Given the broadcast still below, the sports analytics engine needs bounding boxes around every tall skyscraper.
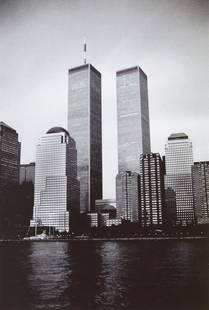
[192,161,209,224]
[116,171,140,222]
[68,64,102,213]
[165,133,194,225]
[0,121,21,191]
[139,153,165,226]
[116,66,151,173]
[116,66,150,222]
[30,127,78,232]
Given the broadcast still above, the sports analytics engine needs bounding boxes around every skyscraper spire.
[83,39,87,64]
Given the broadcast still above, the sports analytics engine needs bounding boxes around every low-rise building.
[86,213,98,227]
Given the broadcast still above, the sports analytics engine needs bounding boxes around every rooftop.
[47,127,69,136]
[116,66,147,77]
[168,133,188,140]
[68,63,101,76]
[0,121,16,131]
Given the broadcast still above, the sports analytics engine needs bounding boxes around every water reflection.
[65,242,104,309]
[0,240,208,310]
[28,242,70,309]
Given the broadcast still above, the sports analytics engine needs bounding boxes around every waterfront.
[0,240,208,310]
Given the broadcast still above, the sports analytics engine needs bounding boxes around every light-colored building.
[19,162,35,184]
[30,127,78,232]
[192,161,209,224]
[106,218,122,227]
[86,213,98,227]
[139,153,165,226]
[116,171,140,222]
[68,64,102,214]
[165,133,194,225]
[116,66,151,173]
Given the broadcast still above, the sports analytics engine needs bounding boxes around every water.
[0,240,208,310]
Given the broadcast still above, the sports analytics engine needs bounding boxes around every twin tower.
[68,64,150,215]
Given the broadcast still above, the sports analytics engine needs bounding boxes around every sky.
[0,0,208,198]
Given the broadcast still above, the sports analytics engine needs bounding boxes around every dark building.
[116,171,140,222]
[165,187,177,226]
[0,122,21,190]
[68,64,102,214]
[162,156,166,175]
[139,153,165,226]
[192,161,209,224]
[19,162,35,184]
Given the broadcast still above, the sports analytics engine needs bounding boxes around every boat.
[23,230,48,240]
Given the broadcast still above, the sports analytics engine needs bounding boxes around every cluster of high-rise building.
[0,62,208,234]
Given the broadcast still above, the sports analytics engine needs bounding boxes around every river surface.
[0,240,208,310]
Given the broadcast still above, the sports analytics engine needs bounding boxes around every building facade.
[165,187,177,226]
[95,199,117,218]
[192,161,209,224]
[0,122,21,191]
[99,213,110,227]
[68,64,102,213]
[106,218,122,227]
[139,153,165,226]
[165,133,194,225]
[116,171,140,222]
[30,127,78,232]
[86,213,98,227]
[116,66,151,173]
[19,162,35,184]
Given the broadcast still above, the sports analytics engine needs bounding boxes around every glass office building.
[192,161,209,224]
[165,133,194,224]
[116,66,151,173]
[139,153,165,226]
[30,127,78,232]
[116,171,140,222]
[68,64,102,213]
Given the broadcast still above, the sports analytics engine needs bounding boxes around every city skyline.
[0,2,208,309]
[0,0,208,199]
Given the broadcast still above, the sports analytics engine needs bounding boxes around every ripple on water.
[0,240,208,310]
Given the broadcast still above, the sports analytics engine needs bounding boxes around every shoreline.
[0,236,208,242]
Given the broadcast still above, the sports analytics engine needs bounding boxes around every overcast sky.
[0,0,208,198]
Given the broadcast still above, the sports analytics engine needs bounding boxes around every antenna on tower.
[83,39,87,64]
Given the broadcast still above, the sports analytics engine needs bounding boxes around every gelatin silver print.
[0,0,208,309]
